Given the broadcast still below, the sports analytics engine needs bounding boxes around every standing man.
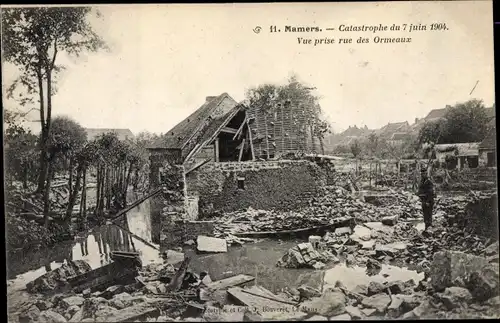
[418,167,435,231]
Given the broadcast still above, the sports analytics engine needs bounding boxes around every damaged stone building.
[147,93,336,250]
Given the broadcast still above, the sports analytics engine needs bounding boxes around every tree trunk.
[66,163,83,219]
[80,167,87,228]
[123,162,134,206]
[133,168,139,191]
[105,168,111,210]
[98,165,106,216]
[43,162,54,228]
[35,67,47,194]
[96,165,101,212]
[121,164,125,191]
[38,65,55,196]
[22,166,29,189]
[36,142,48,194]
[369,162,372,189]
[319,136,325,155]
[68,157,73,194]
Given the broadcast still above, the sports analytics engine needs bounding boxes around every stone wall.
[465,193,499,240]
[164,220,215,248]
[149,149,182,188]
[186,160,330,216]
[158,161,187,251]
[186,196,199,221]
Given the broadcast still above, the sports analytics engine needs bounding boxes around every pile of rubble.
[362,189,422,219]
[435,194,467,222]
[215,187,399,235]
[17,252,221,323]
[215,208,340,234]
[276,241,338,269]
[214,185,436,237]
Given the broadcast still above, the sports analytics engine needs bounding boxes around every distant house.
[324,125,371,150]
[424,106,495,123]
[424,107,450,122]
[387,132,412,146]
[85,128,134,141]
[435,142,480,169]
[479,127,497,167]
[376,121,411,139]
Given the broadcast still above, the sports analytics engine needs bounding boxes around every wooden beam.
[221,127,238,134]
[238,139,245,162]
[111,224,159,251]
[233,116,248,140]
[214,138,220,162]
[246,123,255,161]
[167,256,191,292]
[109,187,162,223]
[183,143,200,165]
[185,157,213,175]
[206,274,255,290]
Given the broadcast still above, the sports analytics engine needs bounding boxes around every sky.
[1,1,496,135]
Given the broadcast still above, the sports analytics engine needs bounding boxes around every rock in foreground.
[26,260,92,293]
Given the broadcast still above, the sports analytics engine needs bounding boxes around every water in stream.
[7,197,424,295]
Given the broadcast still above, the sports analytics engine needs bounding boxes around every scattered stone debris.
[13,184,500,322]
[276,242,336,269]
[26,260,92,294]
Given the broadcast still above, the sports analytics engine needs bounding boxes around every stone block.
[197,236,228,253]
[430,250,490,292]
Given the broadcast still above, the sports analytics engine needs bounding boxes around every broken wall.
[186,160,329,216]
[164,220,215,248]
[465,193,499,240]
[149,149,183,243]
[159,161,187,251]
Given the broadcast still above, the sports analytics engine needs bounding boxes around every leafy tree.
[332,144,351,155]
[46,116,87,224]
[2,7,107,195]
[442,99,489,143]
[417,120,445,146]
[365,133,380,157]
[350,139,362,159]
[350,139,363,175]
[417,99,490,146]
[128,131,160,191]
[4,109,39,188]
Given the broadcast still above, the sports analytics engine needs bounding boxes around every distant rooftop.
[85,128,134,141]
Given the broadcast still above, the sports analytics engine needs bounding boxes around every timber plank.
[68,261,138,293]
[206,274,255,290]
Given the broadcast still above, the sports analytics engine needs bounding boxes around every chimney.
[206,96,217,102]
[415,118,419,124]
